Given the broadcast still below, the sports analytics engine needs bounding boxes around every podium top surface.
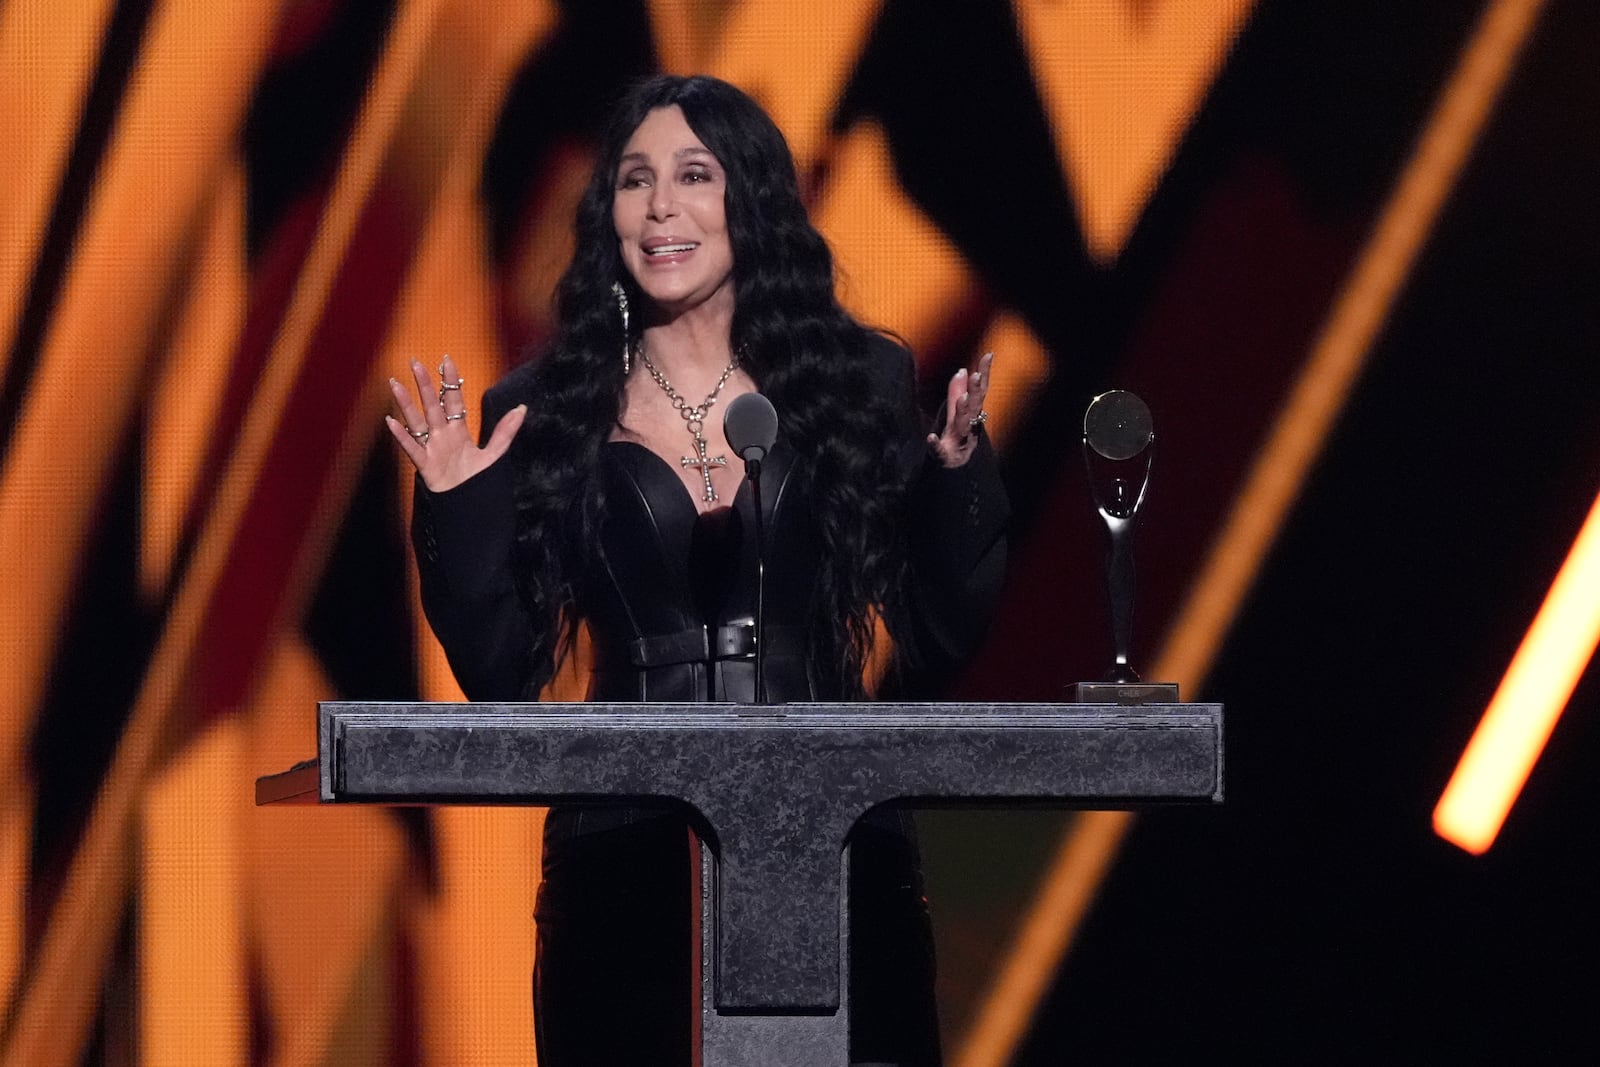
[294,700,1220,804]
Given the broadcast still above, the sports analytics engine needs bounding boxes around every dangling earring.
[612,282,631,374]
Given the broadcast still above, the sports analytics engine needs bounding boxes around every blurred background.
[2,0,1596,1063]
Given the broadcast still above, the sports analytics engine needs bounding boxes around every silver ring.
[439,378,463,391]
[408,427,430,443]
[444,412,467,422]
[968,409,988,431]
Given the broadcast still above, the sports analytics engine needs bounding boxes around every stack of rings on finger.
[438,375,465,404]
[968,409,989,431]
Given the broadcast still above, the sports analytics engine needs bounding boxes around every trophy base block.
[1072,681,1181,705]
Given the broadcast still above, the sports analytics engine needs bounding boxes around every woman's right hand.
[386,353,526,493]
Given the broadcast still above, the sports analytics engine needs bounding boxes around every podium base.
[1072,681,1181,704]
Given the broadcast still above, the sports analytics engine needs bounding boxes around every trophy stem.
[1103,509,1141,684]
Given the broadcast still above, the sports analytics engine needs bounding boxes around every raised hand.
[926,351,994,469]
[386,354,526,492]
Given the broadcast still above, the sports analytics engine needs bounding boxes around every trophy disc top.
[1084,390,1154,461]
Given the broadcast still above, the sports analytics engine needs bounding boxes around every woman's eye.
[682,167,713,184]
[619,172,650,188]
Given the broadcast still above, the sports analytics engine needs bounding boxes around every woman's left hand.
[927,351,995,469]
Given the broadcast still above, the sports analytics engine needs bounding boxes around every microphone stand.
[746,453,767,705]
[725,392,778,706]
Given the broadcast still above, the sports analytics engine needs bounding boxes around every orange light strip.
[1,0,429,1059]
[955,2,1548,1064]
[0,0,119,376]
[1012,0,1256,263]
[139,721,247,1067]
[0,783,31,1011]
[141,162,247,600]
[1434,486,1600,853]
[951,812,1132,1067]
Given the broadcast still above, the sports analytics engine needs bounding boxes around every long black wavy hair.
[507,74,913,697]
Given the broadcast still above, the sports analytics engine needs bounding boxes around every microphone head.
[724,392,778,462]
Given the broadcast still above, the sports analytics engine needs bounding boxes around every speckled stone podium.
[256,701,1223,1065]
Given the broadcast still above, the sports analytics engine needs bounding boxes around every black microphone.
[724,392,778,474]
[724,393,778,704]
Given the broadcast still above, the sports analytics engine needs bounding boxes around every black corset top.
[581,439,830,702]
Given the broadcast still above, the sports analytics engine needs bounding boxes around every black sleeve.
[409,375,538,702]
[905,431,1009,663]
[877,339,1010,668]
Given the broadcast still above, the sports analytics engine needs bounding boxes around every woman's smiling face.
[612,105,735,320]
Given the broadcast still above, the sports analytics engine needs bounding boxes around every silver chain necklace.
[636,343,741,503]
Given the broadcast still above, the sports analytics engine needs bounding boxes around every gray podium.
[256,701,1223,1065]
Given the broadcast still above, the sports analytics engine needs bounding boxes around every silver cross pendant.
[681,437,729,503]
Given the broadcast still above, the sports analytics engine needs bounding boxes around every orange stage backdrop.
[3,2,1597,1064]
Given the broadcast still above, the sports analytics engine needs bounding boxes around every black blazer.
[411,335,1008,705]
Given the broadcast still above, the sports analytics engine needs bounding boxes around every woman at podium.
[387,74,1006,1065]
